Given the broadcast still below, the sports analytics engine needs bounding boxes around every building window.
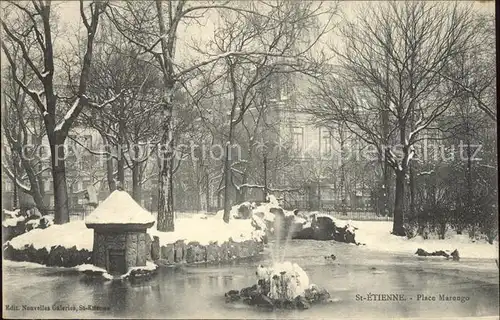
[4,182,12,192]
[292,127,304,152]
[321,128,332,156]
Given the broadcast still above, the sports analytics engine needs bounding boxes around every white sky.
[52,0,496,58]
[2,1,495,72]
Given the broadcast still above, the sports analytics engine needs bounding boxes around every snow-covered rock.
[2,216,25,228]
[3,209,22,220]
[75,264,113,280]
[7,220,93,251]
[228,261,329,310]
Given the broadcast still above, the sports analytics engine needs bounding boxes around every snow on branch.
[1,161,31,194]
[54,98,80,133]
[418,170,434,176]
[230,167,245,175]
[86,90,125,109]
[385,147,402,171]
[1,45,47,114]
[408,113,425,143]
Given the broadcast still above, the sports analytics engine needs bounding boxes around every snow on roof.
[85,190,155,225]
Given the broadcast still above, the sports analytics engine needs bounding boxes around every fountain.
[225,262,331,310]
[225,196,332,310]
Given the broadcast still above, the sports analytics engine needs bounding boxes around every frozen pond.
[3,240,499,319]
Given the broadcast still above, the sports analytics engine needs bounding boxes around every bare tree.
[2,62,49,214]
[1,1,116,224]
[307,1,483,235]
[78,20,162,203]
[203,1,337,222]
[107,0,336,229]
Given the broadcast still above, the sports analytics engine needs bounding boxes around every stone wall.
[3,235,265,268]
[153,238,265,266]
[93,231,148,270]
[3,243,92,267]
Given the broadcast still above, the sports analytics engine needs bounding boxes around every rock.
[253,211,265,219]
[450,249,460,261]
[344,229,356,244]
[145,234,152,261]
[240,284,258,298]
[27,207,42,219]
[304,285,331,303]
[316,288,331,302]
[257,279,270,296]
[47,245,64,266]
[174,240,185,262]
[295,296,311,309]
[293,227,314,239]
[236,203,253,219]
[185,242,205,263]
[155,259,169,267]
[251,293,274,308]
[39,216,52,229]
[206,243,220,263]
[129,267,156,281]
[225,289,241,303]
[220,241,232,261]
[312,216,335,240]
[160,244,175,264]
[415,248,450,258]
[269,207,284,216]
[151,236,160,260]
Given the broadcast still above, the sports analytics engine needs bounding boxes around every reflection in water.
[3,240,499,319]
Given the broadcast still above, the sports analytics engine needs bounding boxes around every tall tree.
[2,62,49,214]
[1,0,114,224]
[307,1,482,235]
[107,0,336,230]
[206,1,337,222]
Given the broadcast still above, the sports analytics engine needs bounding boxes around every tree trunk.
[132,163,142,204]
[194,160,202,211]
[263,155,268,202]
[409,165,416,218]
[157,87,175,232]
[205,170,210,211]
[392,169,406,236]
[382,159,391,216]
[465,138,473,227]
[51,143,70,224]
[105,144,117,192]
[31,185,48,216]
[223,124,234,223]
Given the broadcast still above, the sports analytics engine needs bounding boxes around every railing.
[282,199,393,221]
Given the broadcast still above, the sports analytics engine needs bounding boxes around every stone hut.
[85,190,155,275]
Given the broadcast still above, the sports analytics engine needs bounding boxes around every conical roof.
[85,190,155,226]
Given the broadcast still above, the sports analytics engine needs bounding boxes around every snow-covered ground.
[5,192,497,262]
[148,215,265,246]
[8,220,94,251]
[352,220,499,260]
[7,214,265,252]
